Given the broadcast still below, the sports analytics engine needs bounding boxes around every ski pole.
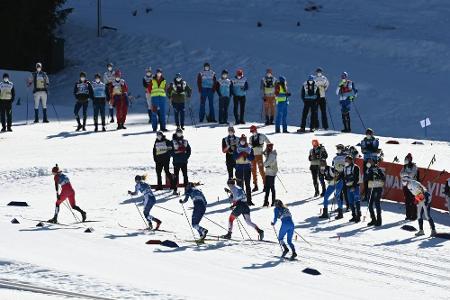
[382,156,400,198]
[239,216,253,242]
[420,154,437,182]
[134,199,149,228]
[26,93,29,125]
[235,217,246,240]
[363,187,374,222]
[294,230,312,247]
[326,101,335,130]
[352,101,366,130]
[51,102,61,123]
[154,204,183,215]
[180,202,199,245]
[203,215,228,231]
[272,224,284,252]
[276,174,288,193]
[63,200,81,223]
[329,186,337,222]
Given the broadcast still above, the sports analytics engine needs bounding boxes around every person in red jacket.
[109,70,129,130]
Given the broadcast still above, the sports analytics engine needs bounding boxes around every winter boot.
[290,251,297,261]
[200,229,208,240]
[252,185,258,192]
[367,218,376,226]
[319,207,329,219]
[147,109,152,123]
[335,208,343,220]
[7,127,12,132]
[354,202,361,223]
[263,201,269,207]
[257,228,264,241]
[82,117,87,131]
[297,127,306,133]
[430,229,437,237]
[247,200,255,206]
[0,127,5,132]
[43,109,49,123]
[221,231,232,239]
[75,117,82,131]
[375,212,382,227]
[281,244,289,257]
[47,216,57,223]
[415,230,425,237]
[349,205,357,222]
[109,108,115,123]
[153,218,162,230]
[34,109,39,123]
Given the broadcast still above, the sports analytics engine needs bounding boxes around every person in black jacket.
[73,72,93,131]
[343,155,361,222]
[153,131,173,190]
[143,67,153,123]
[366,158,385,226]
[308,139,328,196]
[221,126,239,179]
[0,73,15,132]
[171,128,191,194]
[298,75,320,133]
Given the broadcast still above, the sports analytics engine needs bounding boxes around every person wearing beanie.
[400,153,420,220]
[222,126,239,179]
[260,68,277,125]
[0,73,15,132]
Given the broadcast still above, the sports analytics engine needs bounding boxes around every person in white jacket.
[263,143,278,207]
[314,68,329,130]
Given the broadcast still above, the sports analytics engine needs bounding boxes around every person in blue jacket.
[233,134,255,205]
[360,128,380,201]
[128,175,162,230]
[215,69,233,124]
[197,62,217,122]
[231,69,249,125]
[171,128,191,195]
[91,73,108,132]
[271,200,297,260]
[180,183,208,240]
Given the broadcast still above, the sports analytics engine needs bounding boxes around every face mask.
[176,132,182,138]
[251,132,257,136]
[320,166,325,171]
[108,67,113,72]
[237,75,242,79]
[204,67,210,71]
[95,78,100,83]
[404,159,409,164]
[316,72,322,76]
[402,180,408,187]
[3,78,8,82]
[240,141,245,146]
[80,77,86,82]
[175,77,182,82]
[266,73,272,77]
[366,162,372,168]
[228,132,234,136]
[344,162,350,167]
[366,134,371,139]
[115,77,120,81]
[157,135,162,141]
[308,80,314,84]
[156,72,162,77]
[146,72,151,77]
[37,68,42,72]
[222,74,228,79]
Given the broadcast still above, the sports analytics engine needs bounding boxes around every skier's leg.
[233,97,239,124]
[300,102,308,129]
[257,155,266,186]
[243,214,259,231]
[155,162,163,187]
[286,225,295,251]
[199,90,206,122]
[181,163,188,186]
[240,96,246,123]
[208,89,215,121]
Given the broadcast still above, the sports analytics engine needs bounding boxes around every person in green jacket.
[167,73,192,130]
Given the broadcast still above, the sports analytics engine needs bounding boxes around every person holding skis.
[366,158,385,226]
[222,126,239,180]
[343,155,361,222]
[128,175,161,230]
[73,72,93,131]
[298,75,320,133]
[148,68,168,132]
[222,179,264,240]
[48,165,86,224]
[249,125,271,192]
[197,62,217,122]
[103,63,115,123]
[319,159,343,219]
[336,72,357,133]
[400,153,420,220]
[401,176,436,237]
[272,200,297,260]
[27,62,50,123]
[261,69,277,125]
[167,73,192,130]
[91,73,108,132]
[314,67,329,130]
[143,67,153,123]
[309,139,328,197]
[234,134,255,205]
[109,70,129,130]
[153,131,173,190]
[274,76,290,133]
[180,183,208,240]
[231,69,249,125]
[360,128,380,201]
[331,144,347,219]
[0,73,15,132]
[215,69,232,124]
[263,143,278,207]
[171,128,191,195]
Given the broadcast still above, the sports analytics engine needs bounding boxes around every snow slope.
[1,117,449,299]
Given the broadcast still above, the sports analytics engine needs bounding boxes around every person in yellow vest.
[274,76,291,133]
[147,68,168,132]
[0,73,15,132]
[260,69,277,125]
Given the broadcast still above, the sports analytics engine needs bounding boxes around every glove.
[127,190,132,195]
[286,92,292,97]
[270,222,275,226]
[224,187,231,193]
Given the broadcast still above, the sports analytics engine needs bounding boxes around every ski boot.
[430,229,437,237]
[47,216,57,224]
[335,208,343,220]
[281,244,289,258]
[147,220,153,230]
[200,229,208,240]
[81,211,87,222]
[290,251,297,261]
[415,230,425,237]
[43,109,49,123]
[262,201,269,207]
[154,218,162,230]
[247,200,255,206]
[367,218,376,226]
[319,208,328,219]
[257,228,264,241]
[252,185,258,192]
[221,231,232,239]
[34,109,39,123]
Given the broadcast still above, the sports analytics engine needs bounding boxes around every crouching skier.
[179,183,208,241]
[272,200,297,260]
[221,179,264,240]
[48,165,86,223]
[128,175,162,230]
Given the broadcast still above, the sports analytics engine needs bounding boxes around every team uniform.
[233,137,255,205]
[319,164,343,219]
[171,130,191,193]
[400,153,420,220]
[215,73,232,124]
[331,149,347,219]
[366,163,385,226]
[263,148,278,207]
[222,129,239,179]
[153,133,173,190]
[29,68,50,123]
[0,77,15,132]
[249,130,270,191]
[109,74,129,129]
[360,130,380,201]
[103,68,115,122]
[308,142,328,196]
[129,179,161,229]
[148,75,168,132]
[143,71,153,122]
[91,78,108,131]
[167,77,192,130]
[180,185,208,239]
[272,204,297,259]
[274,78,290,133]
[314,71,329,130]
[343,160,361,222]
[197,65,217,122]
[261,71,277,125]
[336,74,358,132]
[231,73,248,125]
[73,78,93,131]
[299,78,320,132]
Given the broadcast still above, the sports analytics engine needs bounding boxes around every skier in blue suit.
[180,183,208,240]
[271,200,297,260]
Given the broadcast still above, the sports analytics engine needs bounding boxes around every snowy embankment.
[1,117,449,299]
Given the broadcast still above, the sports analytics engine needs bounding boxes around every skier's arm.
[243,81,249,91]
[11,86,15,102]
[353,167,360,187]
[301,87,305,100]
[222,138,229,153]
[197,73,202,92]
[186,142,191,159]
[271,208,279,225]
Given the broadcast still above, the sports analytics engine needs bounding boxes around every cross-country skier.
[343,155,361,222]
[153,131,173,190]
[274,76,290,133]
[249,125,271,192]
[400,153,419,220]
[143,67,153,123]
[402,176,436,237]
[263,143,277,207]
[180,183,208,240]
[234,134,255,205]
[271,200,297,260]
[336,72,357,133]
[171,128,191,194]
[167,73,192,130]
[366,158,385,226]
[103,63,115,123]
[197,62,217,122]
[261,69,277,125]
[314,67,329,130]
[215,69,232,124]
[319,159,343,219]
[231,69,249,125]
[148,68,168,132]
[309,139,328,197]
[27,62,49,123]
[222,179,264,240]
[109,70,129,130]
[91,73,108,132]
[73,72,93,131]
[128,175,162,230]
[331,144,347,219]
[0,73,15,132]
[48,165,86,223]
[298,75,320,133]
[222,126,239,180]
[360,128,380,201]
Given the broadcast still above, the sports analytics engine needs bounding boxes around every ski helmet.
[236,69,244,77]
[308,74,315,81]
[278,76,286,83]
[249,125,257,133]
[51,164,59,174]
[341,72,348,79]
